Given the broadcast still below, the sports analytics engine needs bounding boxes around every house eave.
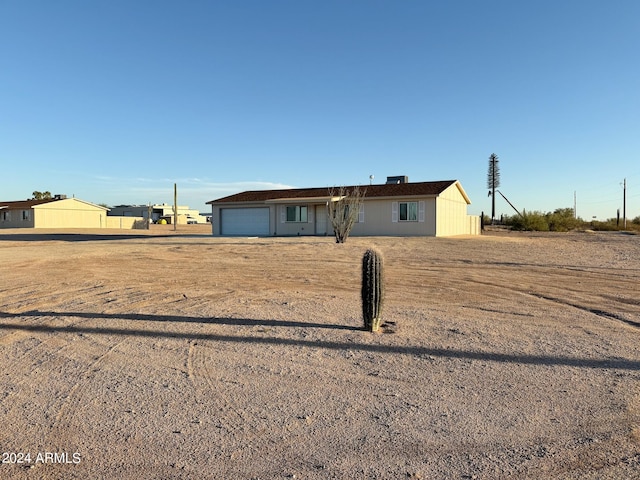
[452,181,472,204]
[264,196,344,204]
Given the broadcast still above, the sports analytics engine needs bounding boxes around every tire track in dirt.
[187,341,240,391]
[184,336,375,467]
[0,284,112,314]
[459,270,640,328]
[0,312,128,455]
[0,283,114,347]
[0,328,32,347]
[187,341,245,428]
[96,286,197,313]
[96,286,155,309]
[0,318,72,426]
[0,312,88,353]
[48,339,128,448]
[528,292,640,328]
[187,339,283,463]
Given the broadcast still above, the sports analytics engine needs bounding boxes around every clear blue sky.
[2,0,639,219]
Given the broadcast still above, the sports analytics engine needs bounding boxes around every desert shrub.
[590,219,623,231]
[504,207,583,232]
[504,207,640,232]
[133,219,147,229]
[505,210,549,231]
[546,208,581,232]
[589,219,640,232]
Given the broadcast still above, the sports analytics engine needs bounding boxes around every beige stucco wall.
[273,197,439,237]
[275,204,315,236]
[210,205,221,234]
[468,215,481,235]
[350,198,436,236]
[105,216,146,229]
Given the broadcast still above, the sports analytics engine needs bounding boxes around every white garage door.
[221,208,270,236]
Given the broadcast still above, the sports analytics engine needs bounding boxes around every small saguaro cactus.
[361,248,384,332]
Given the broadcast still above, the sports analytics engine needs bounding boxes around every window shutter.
[391,202,398,223]
[308,206,314,224]
[280,206,286,223]
[418,201,425,222]
[358,204,365,223]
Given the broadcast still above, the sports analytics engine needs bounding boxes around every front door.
[315,204,328,235]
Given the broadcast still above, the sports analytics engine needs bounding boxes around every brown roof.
[0,199,59,209]
[208,180,465,204]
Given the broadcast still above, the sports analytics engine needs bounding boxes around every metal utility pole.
[174,183,178,232]
[623,178,627,229]
[574,191,577,219]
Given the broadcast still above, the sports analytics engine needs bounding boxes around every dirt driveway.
[0,229,638,479]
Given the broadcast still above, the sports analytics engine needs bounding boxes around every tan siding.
[33,199,107,228]
[435,184,480,236]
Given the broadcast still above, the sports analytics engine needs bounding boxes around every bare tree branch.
[327,186,366,243]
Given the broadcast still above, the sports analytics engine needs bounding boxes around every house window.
[399,202,418,221]
[22,210,30,221]
[333,205,351,221]
[286,205,307,222]
[1,211,9,222]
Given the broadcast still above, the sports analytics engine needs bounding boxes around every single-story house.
[206,178,480,237]
[0,196,141,229]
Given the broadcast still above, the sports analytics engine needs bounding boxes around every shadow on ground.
[1,310,639,371]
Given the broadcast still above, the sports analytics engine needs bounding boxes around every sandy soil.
[0,227,639,479]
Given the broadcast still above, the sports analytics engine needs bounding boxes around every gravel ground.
[0,228,638,479]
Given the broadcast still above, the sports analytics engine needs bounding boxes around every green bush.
[546,208,581,232]
[589,220,615,231]
[579,217,638,232]
[503,207,640,232]
[504,207,581,232]
[505,210,549,231]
